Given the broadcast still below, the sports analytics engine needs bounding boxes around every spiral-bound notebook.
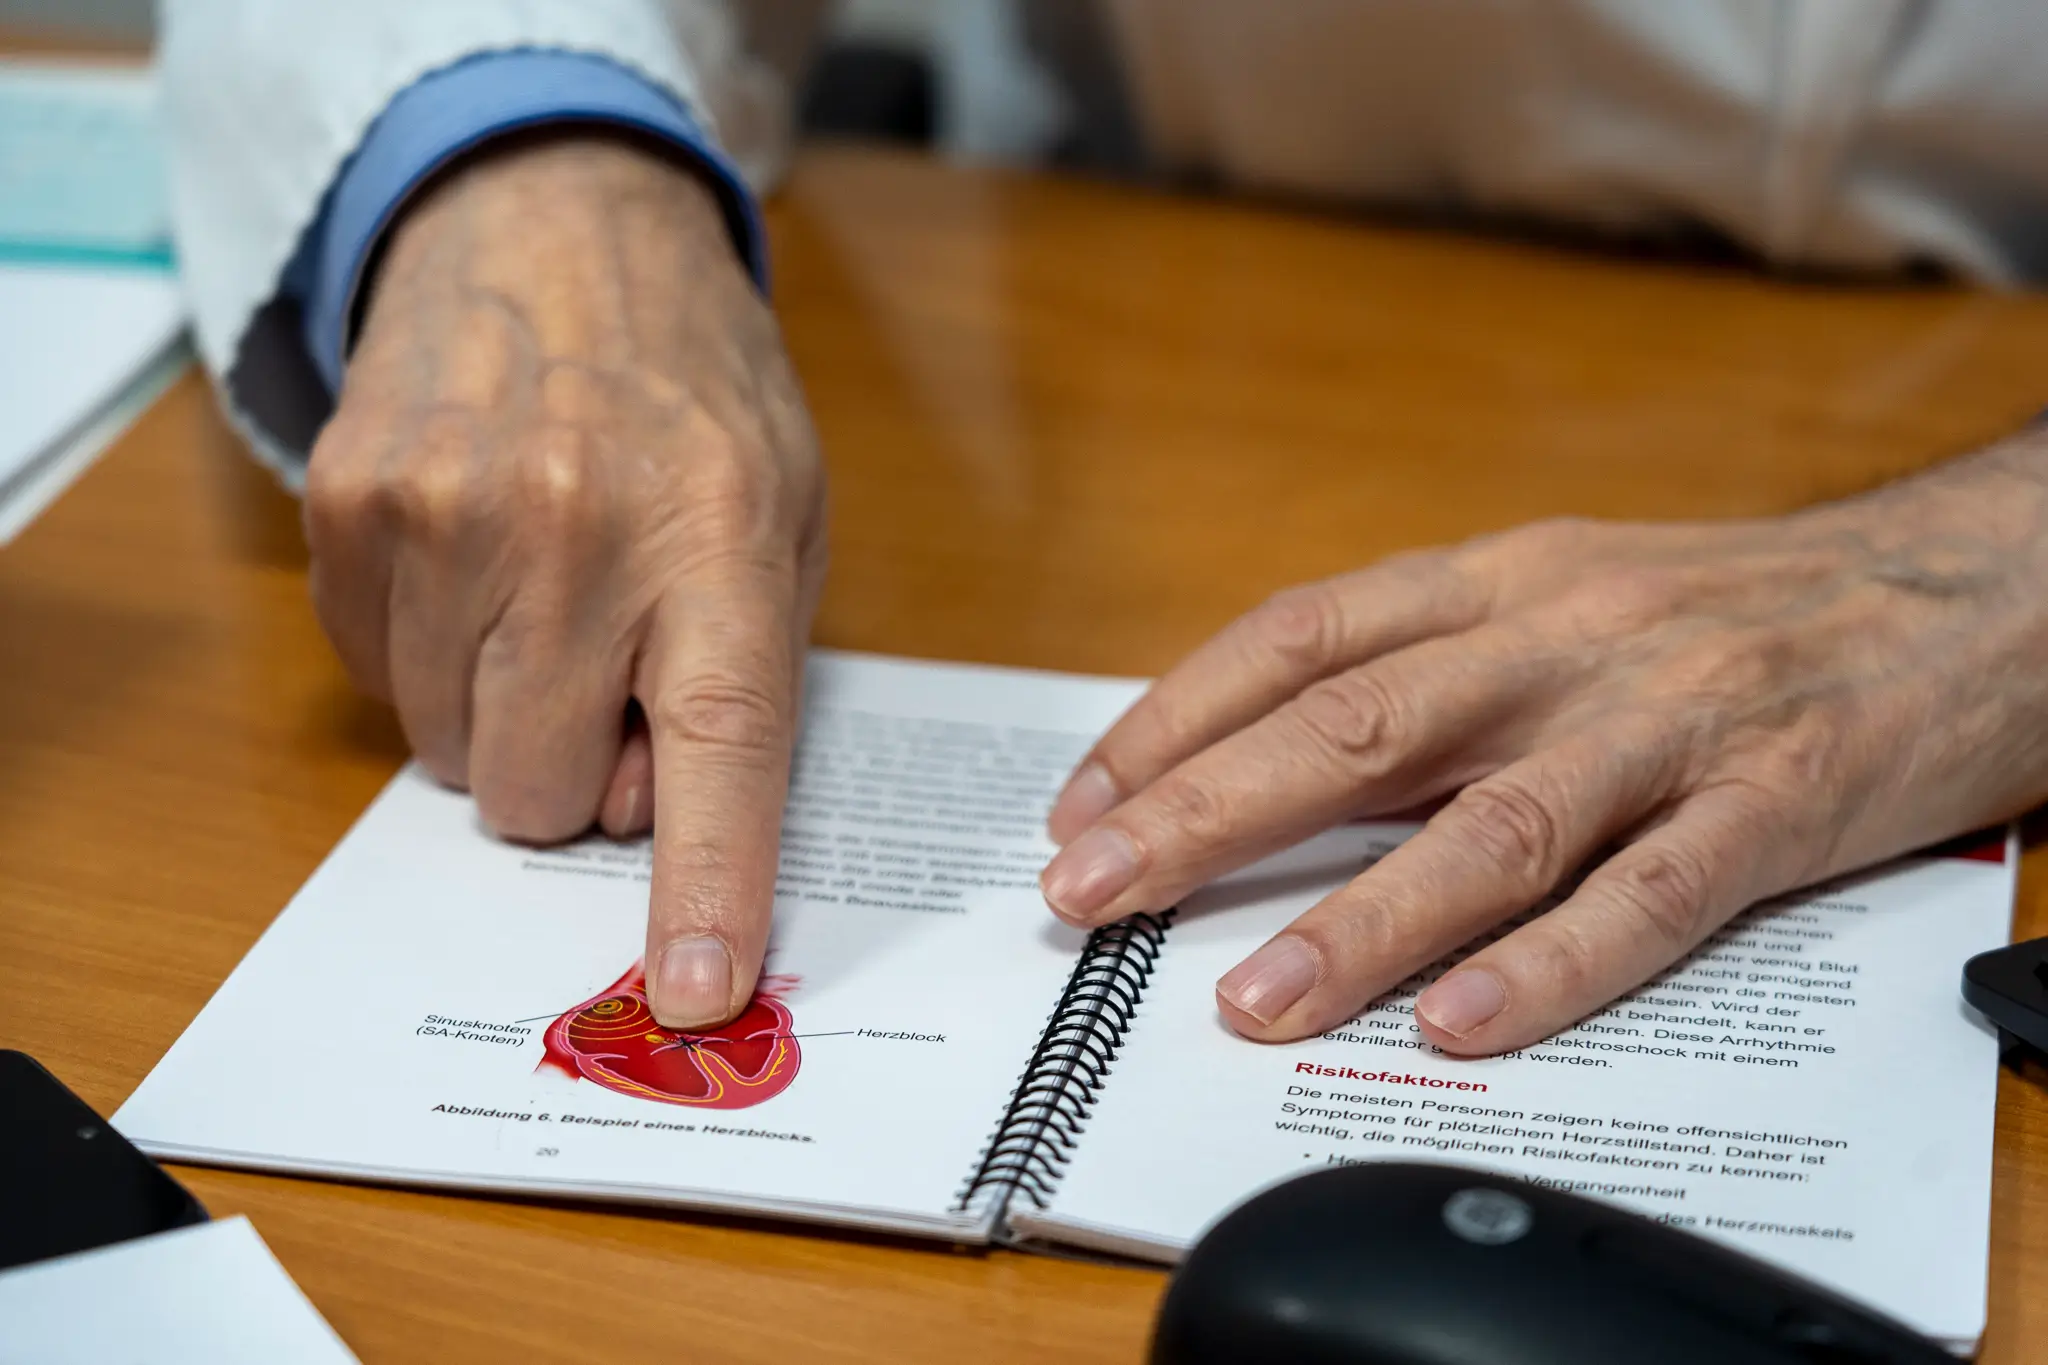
[114,652,2012,1347]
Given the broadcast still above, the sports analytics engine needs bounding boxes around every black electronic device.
[0,1049,207,1271]
[1962,937,2048,1057]
[1149,1162,1951,1365]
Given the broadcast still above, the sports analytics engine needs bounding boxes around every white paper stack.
[0,59,188,543]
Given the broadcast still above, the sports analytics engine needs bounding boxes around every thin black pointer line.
[665,1030,865,1047]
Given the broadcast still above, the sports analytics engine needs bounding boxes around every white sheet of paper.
[0,1218,358,1365]
[1014,823,2014,1349]
[0,265,186,535]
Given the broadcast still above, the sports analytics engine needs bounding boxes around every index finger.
[639,555,802,1029]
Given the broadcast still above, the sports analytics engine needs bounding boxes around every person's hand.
[1039,440,2048,1054]
[304,134,825,1030]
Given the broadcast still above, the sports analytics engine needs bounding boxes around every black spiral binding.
[953,909,1176,1225]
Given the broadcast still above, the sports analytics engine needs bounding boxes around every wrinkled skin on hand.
[304,134,825,1031]
[1041,438,2048,1055]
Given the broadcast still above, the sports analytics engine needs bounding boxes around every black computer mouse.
[1149,1162,1952,1365]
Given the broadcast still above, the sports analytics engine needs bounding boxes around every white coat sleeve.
[156,0,784,484]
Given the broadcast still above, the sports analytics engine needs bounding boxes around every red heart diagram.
[538,964,800,1110]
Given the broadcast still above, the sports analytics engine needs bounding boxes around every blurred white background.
[0,0,1066,162]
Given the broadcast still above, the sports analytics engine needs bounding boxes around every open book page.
[115,651,1142,1239]
[1014,823,2013,1346]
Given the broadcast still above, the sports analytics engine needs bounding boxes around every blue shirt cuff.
[294,49,768,394]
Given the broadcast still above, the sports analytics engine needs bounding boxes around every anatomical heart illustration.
[539,963,801,1110]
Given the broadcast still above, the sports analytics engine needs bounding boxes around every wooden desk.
[6,145,2048,1362]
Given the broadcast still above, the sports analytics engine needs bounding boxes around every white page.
[116,652,1144,1238]
[0,265,185,508]
[1017,823,2013,1346]
[0,1217,358,1365]
[0,62,185,538]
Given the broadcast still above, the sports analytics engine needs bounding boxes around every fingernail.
[1048,764,1119,843]
[1217,935,1319,1025]
[1417,970,1508,1038]
[1040,827,1140,923]
[603,780,645,837]
[653,937,733,1028]
[618,781,643,833]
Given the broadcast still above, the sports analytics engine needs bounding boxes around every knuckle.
[304,451,368,516]
[1083,726,1168,801]
[1757,715,1842,793]
[1655,642,1772,705]
[653,836,751,890]
[678,432,780,539]
[1242,583,1346,671]
[1459,516,1601,600]
[304,439,381,541]
[1562,567,1684,636]
[512,425,611,539]
[1448,777,1563,888]
[1139,770,1234,849]
[390,423,482,540]
[1610,841,1717,950]
[650,675,789,758]
[1706,714,1845,828]
[1710,736,1842,885]
[1292,897,1396,982]
[1520,917,1607,1003]
[1288,670,1410,773]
